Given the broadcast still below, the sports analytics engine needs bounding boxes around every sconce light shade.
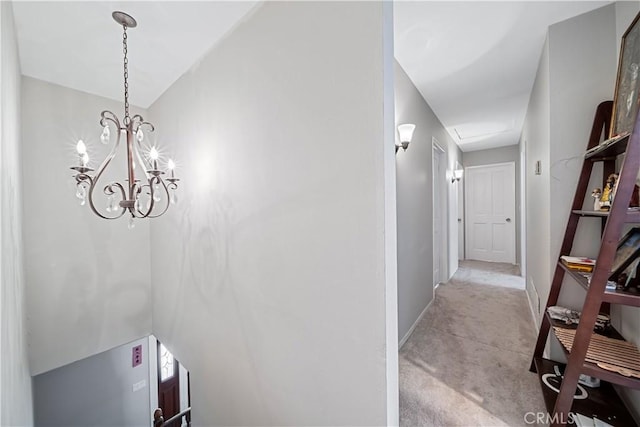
[452,168,464,183]
[396,123,416,152]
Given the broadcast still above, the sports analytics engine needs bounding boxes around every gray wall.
[462,145,519,167]
[148,2,396,425]
[0,2,33,424]
[462,145,521,266]
[395,61,463,343]
[21,77,152,376]
[33,337,151,427]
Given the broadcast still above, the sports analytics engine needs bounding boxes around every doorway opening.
[432,139,447,288]
[151,337,191,427]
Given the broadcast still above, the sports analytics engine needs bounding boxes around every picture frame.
[611,11,640,138]
[611,227,640,279]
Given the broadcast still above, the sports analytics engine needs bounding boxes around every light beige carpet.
[399,261,546,426]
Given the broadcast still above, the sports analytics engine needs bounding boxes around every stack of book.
[560,255,596,272]
[584,132,630,157]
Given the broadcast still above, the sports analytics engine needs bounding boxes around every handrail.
[153,407,191,427]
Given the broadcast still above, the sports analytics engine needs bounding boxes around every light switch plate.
[132,379,146,392]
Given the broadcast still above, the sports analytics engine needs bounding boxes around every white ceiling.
[12,1,259,108]
[394,1,611,152]
[12,1,611,152]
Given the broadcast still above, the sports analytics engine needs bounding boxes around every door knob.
[506,218,512,222]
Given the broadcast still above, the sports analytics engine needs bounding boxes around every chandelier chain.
[122,24,130,124]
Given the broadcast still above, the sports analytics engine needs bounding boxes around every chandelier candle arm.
[68,11,179,223]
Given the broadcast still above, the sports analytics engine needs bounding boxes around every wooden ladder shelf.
[530,100,640,427]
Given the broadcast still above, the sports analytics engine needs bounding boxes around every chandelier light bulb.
[149,146,159,160]
[76,140,87,155]
[167,158,176,180]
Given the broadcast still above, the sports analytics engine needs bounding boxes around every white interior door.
[433,142,446,285]
[465,162,516,264]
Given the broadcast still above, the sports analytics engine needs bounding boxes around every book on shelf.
[584,132,630,157]
[560,255,595,272]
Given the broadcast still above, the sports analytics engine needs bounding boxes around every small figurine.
[600,173,619,211]
[592,188,602,210]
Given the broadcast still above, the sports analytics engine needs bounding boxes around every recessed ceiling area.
[12,1,259,108]
[394,1,611,152]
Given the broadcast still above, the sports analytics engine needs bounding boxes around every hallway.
[399,261,545,426]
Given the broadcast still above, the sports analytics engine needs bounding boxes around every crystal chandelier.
[70,11,178,229]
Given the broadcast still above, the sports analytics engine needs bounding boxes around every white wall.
[522,4,617,323]
[462,145,522,266]
[33,337,151,426]
[0,2,34,424]
[148,2,395,425]
[395,61,462,343]
[21,77,152,376]
[523,2,640,418]
[522,35,551,322]
[549,4,617,312]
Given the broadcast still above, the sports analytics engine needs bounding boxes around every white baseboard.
[524,282,540,332]
[399,298,433,349]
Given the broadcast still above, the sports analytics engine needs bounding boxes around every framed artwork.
[611,227,640,279]
[611,11,640,138]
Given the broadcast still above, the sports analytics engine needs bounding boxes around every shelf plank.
[533,357,636,426]
[546,317,640,390]
[585,134,630,161]
[572,210,610,217]
[544,312,624,340]
[558,261,640,307]
[572,209,640,222]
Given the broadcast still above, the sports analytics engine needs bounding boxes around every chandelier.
[70,11,178,229]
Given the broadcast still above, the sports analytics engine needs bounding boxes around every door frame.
[157,341,180,421]
[432,139,447,287]
[464,161,516,264]
[457,160,465,260]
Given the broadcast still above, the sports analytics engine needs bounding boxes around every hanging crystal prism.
[153,184,161,202]
[100,125,110,144]
[76,185,86,206]
[106,194,118,212]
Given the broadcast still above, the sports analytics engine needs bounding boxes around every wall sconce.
[451,168,464,183]
[396,124,416,153]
